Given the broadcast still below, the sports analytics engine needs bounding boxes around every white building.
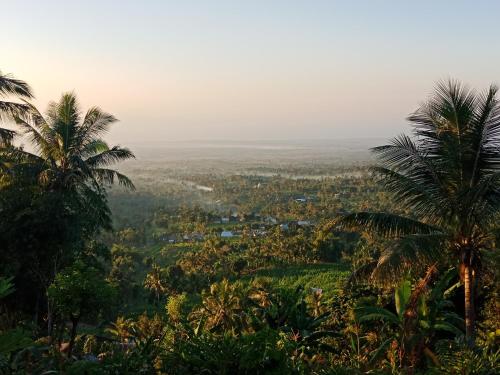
[221,230,234,238]
[265,216,277,224]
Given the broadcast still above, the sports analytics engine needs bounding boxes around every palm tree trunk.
[34,292,40,326]
[47,291,54,340]
[67,315,79,358]
[463,263,475,346]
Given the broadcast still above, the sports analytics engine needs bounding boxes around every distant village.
[158,196,320,243]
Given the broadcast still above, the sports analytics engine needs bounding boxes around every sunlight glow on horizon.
[3,1,500,143]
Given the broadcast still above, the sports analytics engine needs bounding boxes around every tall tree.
[0,92,135,331]
[336,80,500,346]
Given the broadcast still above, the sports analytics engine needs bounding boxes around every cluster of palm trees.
[0,70,134,192]
[2,69,498,350]
[0,70,135,252]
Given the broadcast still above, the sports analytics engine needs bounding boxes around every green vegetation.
[336,81,500,346]
[0,72,498,373]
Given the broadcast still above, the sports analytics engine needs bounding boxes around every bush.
[162,330,295,374]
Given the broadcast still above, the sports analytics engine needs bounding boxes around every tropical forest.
[5,4,500,375]
[0,68,498,375]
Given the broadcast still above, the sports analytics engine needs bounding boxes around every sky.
[2,0,500,144]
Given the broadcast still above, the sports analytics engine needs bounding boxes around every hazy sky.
[3,1,500,143]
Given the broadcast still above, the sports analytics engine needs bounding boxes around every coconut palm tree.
[335,80,500,346]
[1,92,134,339]
[9,92,134,192]
[144,264,166,304]
[191,279,247,334]
[0,70,33,145]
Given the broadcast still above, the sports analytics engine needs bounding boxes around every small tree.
[355,268,463,369]
[48,261,115,357]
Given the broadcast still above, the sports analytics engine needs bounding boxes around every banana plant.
[355,268,463,369]
[249,285,339,354]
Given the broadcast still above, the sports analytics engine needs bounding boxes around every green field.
[241,263,350,299]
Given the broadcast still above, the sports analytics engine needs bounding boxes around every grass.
[241,263,351,300]
[140,242,200,265]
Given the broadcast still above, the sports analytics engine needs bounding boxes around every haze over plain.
[3,1,499,144]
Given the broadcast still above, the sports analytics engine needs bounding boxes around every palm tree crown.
[336,80,500,344]
[12,92,135,191]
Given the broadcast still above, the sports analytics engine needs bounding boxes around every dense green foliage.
[336,80,500,347]
[0,72,498,374]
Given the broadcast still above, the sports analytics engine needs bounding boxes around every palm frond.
[354,306,400,325]
[0,101,30,120]
[371,234,447,284]
[368,338,393,365]
[334,212,439,238]
[429,268,457,302]
[76,183,112,230]
[0,127,16,145]
[2,147,45,165]
[433,79,477,137]
[77,107,117,149]
[92,168,135,190]
[433,321,463,336]
[468,85,500,184]
[372,134,441,185]
[0,71,33,99]
[461,172,500,225]
[0,145,45,180]
[408,80,478,189]
[372,166,449,225]
[50,93,81,154]
[14,115,52,157]
[85,146,135,168]
[347,260,379,285]
[80,139,109,157]
[47,92,80,126]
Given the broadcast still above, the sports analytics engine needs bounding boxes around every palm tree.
[1,92,134,339]
[0,70,33,145]
[335,80,500,346]
[9,92,134,192]
[144,264,166,304]
[191,279,247,334]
